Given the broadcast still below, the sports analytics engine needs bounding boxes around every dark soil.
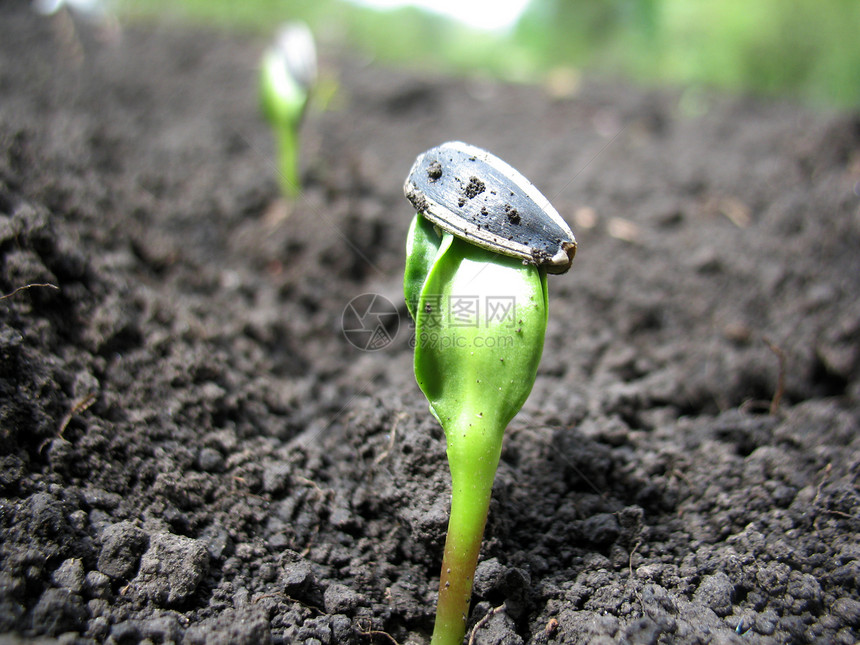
[2,3,859,644]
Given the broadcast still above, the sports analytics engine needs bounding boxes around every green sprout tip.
[259,22,317,200]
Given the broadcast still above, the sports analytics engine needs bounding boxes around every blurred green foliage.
[116,0,860,108]
[113,0,524,76]
[514,0,860,107]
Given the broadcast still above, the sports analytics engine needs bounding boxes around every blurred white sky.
[346,0,530,32]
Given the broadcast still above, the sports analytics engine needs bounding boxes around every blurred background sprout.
[259,21,317,200]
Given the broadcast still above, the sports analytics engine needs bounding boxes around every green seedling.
[403,142,575,645]
[259,22,317,200]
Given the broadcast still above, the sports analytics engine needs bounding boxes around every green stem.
[431,409,504,645]
[276,124,300,199]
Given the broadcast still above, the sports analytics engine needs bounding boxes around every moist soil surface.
[2,4,859,644]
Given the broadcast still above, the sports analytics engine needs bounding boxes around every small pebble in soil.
[31,588,87,637]
[51,558,85,594]
[323,582,365,615]
[97,521,149,580]
[694,572,735,617]
[133,532,210,607]
[197,447,225,472]
[84,570,111,599]
[831,597,860,628]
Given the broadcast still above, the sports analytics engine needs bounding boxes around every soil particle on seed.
[404,182,429,214]
[463,175,486,199]
[427,159,443,181]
